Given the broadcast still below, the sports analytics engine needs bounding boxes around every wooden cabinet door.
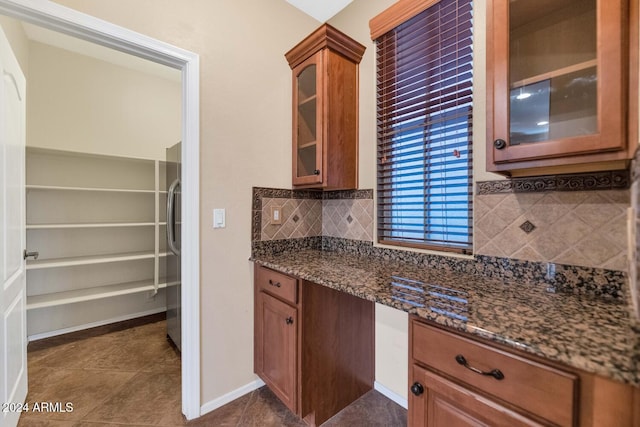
[256,291,297,413]
[409,365,542,427]
[487,0,629,173]
[292,51,324,187]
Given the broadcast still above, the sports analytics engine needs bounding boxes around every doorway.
[0,0,201,420]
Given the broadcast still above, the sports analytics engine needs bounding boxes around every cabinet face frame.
[292,51,324,187]
[486,0,629,173]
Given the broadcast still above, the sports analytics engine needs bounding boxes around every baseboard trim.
[27,307,167,341]
[200,378,266,417]
[374,381,408,409]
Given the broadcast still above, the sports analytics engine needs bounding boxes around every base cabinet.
[255,291,297,412]
[254,264,374,426]
[409,315,640,427]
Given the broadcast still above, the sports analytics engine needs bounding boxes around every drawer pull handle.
[455,354,505,380]
[268,279,281,288]
[285,317,294,325]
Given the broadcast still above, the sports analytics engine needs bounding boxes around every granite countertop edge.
[251,250,640,388]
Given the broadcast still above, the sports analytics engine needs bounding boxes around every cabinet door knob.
[285,317,294,325]
[313,169,320,175]
[455,354,505,380]
[493,139,507,150]
[268,279,281,288]
[410,382,424,396]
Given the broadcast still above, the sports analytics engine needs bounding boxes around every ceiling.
[286,0,353,22]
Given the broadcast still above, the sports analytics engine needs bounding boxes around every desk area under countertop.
[251,247,640,387]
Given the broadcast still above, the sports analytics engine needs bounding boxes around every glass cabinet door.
[293,52,323,184]
[490,0,625,166]
[509,0,596,145]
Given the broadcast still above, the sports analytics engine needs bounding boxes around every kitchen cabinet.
[254,264,373,426]
[254,266,298,411]
[409,317,577,426]
[285,24,365,190]
[25,147,167,338]
[409,316,640,427]
[486,0,637,176]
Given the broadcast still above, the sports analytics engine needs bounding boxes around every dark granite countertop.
[252,249,640,387]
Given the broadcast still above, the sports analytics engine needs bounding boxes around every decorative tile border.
[477,170,630,195]
[322,189,373,199]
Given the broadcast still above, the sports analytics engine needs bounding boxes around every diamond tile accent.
[346,215,353,224]
[292,214,299,223]
[519,221,536,234]
[476,189,630,272]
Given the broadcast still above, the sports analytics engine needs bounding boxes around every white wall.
[26,41,181,160]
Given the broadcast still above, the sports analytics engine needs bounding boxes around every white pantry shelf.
[27,280,168,310]
[26,251,157,270]
[27,222,156,230]
[25,147,169,337]
[26,184,155,194]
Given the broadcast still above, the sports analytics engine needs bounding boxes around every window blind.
[375,0,473,254]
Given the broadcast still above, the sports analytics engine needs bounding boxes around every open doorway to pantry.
[0,0,200,421]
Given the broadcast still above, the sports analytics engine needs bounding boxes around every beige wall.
[50,0,320,406]
[0,15,29,77]
[27,41,180,159]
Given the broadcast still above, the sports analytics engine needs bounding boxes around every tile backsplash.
[475,190,629,271]
[252,187,373,243]
[251,185,630,301]
[322,198,373,241]
[253,168,633,275]
[260,197,322,240]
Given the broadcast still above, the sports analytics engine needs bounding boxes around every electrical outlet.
[271,206,282,225]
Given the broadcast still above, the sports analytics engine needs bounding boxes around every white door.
[0,25,27,427]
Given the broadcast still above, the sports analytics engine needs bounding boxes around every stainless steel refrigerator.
[166,142,181,351]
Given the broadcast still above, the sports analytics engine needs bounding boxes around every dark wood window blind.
[374,0,473,254]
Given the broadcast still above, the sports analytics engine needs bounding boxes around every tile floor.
[18,314,407,426]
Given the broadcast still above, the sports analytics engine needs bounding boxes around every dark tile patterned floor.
[18,314,407,426]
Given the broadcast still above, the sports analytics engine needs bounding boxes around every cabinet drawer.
[411,320,578,427]
[256,265,297,305]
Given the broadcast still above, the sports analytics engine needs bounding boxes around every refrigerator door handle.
[167,177,181,256]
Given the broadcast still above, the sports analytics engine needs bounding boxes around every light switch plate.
[271,206,282,225]
[213,208,225,229]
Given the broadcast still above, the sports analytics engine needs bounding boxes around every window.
[371,0,474,254]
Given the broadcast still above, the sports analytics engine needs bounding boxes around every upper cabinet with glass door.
[487,0,637,176]
[286,24,365,189]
